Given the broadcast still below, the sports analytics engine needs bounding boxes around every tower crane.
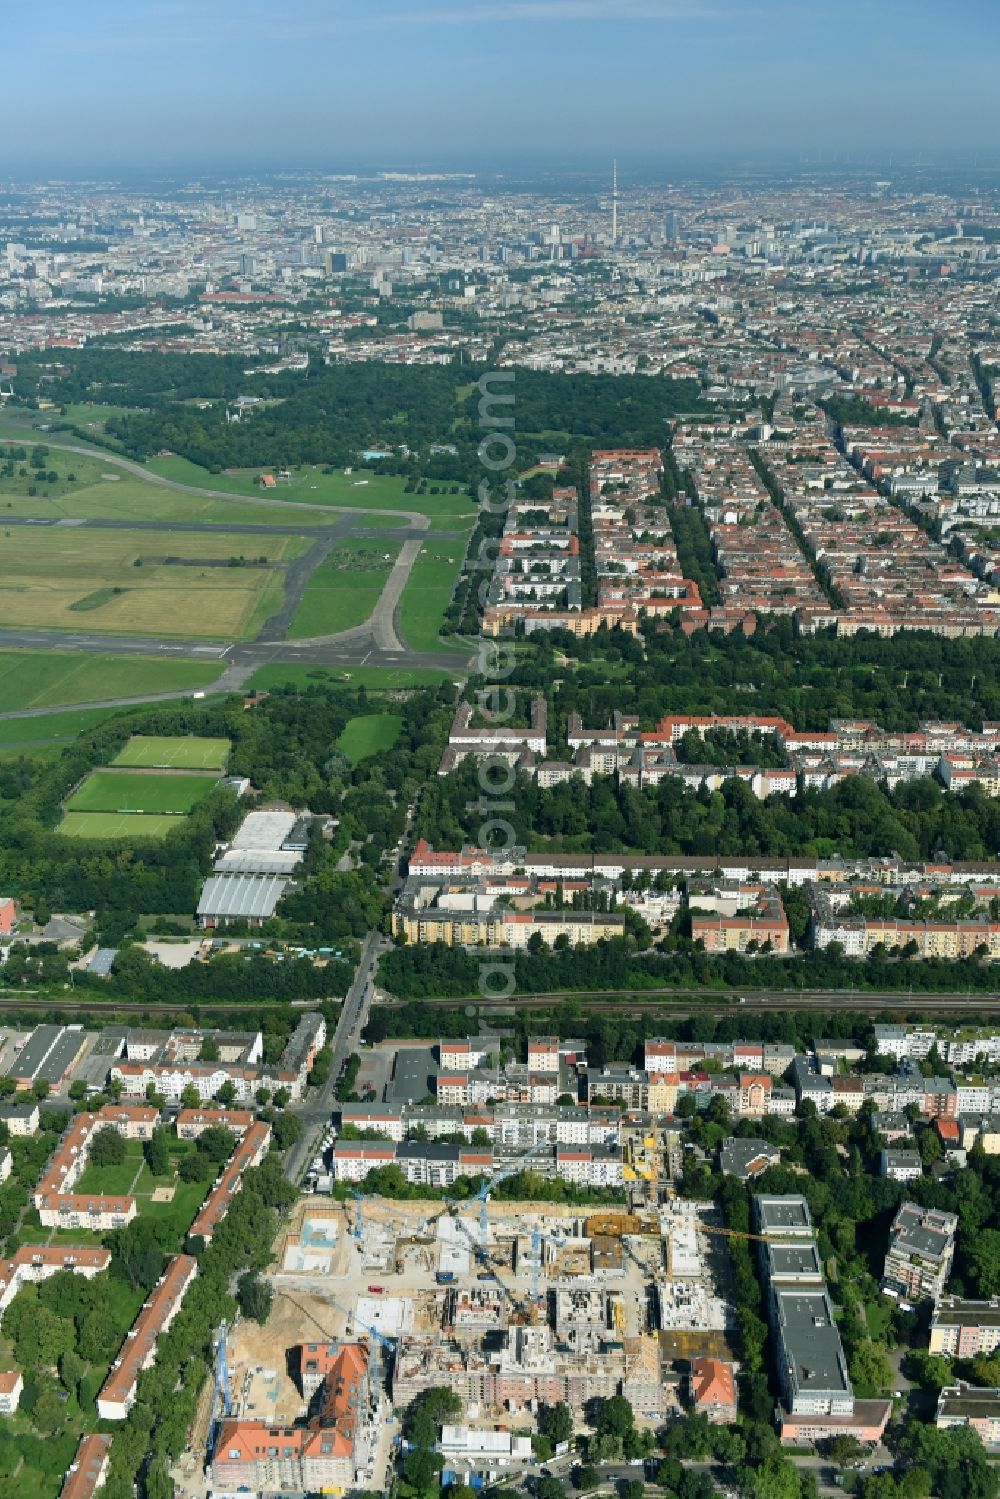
[529,1222,566,1305]
[348,1187,365,1245]
[470,1139,550,1263]
[207,1320,233,1461]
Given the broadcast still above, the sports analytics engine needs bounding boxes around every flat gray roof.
[37,1031,86,1084]
[775,1288,852,1396]
[755,1195,813,1235]
[387,1046,437,1105]
[934,1300,1000,1331]
[7,1024,61,1080]
[768,1242,824,1280]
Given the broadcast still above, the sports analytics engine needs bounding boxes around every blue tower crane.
[471,1139,550,1263]
[207,1320,233,1459]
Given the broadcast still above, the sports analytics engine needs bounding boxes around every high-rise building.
[665,210,680,243]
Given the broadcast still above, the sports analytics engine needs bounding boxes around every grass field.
[0,447,353,526]
[75,1154,141,1197]
[112,734,231,769]
[66,769,219,815]
[397,537,469,652]
[244,663,462,693]
[0,650,222,711]
[288,538,401,638]
[146,457,475,518]
[0,705,128,742]
[58,811,181,839]
[337,713,404,764]
[0,527,303,638]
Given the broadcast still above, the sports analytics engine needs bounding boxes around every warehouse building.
[197,872,291,928]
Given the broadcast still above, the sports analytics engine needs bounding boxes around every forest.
[12,350,706,480]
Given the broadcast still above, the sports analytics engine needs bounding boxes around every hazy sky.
[4,0,999,175]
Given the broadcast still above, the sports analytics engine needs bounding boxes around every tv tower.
[611,158,618,246]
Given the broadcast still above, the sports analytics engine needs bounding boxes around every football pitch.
[65,769,219,815]
[112,735,231,770]
[58,811,181,839]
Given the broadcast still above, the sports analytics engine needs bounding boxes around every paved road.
[283,930,387,1184]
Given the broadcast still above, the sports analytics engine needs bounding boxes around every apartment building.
[97,1255,198,1420]
[60,1434,112,1499]
[882,1203,958,1303]
[0,1371,21,1415]
[754,1194,891,1442]
[33,1104,157,1231]
[0,1245,110,1316]
[188,1120,272,1243]
[936,1384,1000,1449]
[691,886,790,954]
[930,1299,1000,1359]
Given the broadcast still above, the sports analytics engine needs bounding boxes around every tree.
[68,1080,88,1101]
[403,1386,463,1448]
[59,1349,86,1396]
[199,1037,220,1062]
[144,1456,175,1499]
[823,1435,864,1466]
[237,1272,273,1323]
[216,1080,238,1107]
[576,1466,600,1492]
[78,1305,121,1362]
[741,1455,802,1499]
[402,1446,442,1490]
[966,1229,1000,1298]
[271,1111,303,1150]
[3,1290,73,1369]
[538,1480,566,1499]
[620,1484,644,1499]
[144,1126,171,1177]
[32,1382,66,1433]
[903,1351,952,1392]
[595,1393,635,1451]
[180,1083,201,1110]
[90,1126,126,1167]
[540,1400,574,1446]
[31,1079,50,1102]
[849,1341,894,1397]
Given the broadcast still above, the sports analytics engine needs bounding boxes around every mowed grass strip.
[65,769,218,815]
[0,447,342,526]
[0,650,221,712]
[0,528,298,639]
[58,811,180,839]
[336,713,403,765]
[397,538,468,652]
[289,538,401,639]
[0,705,130,748]
[112,734,231,770]
[146,457,475,518]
